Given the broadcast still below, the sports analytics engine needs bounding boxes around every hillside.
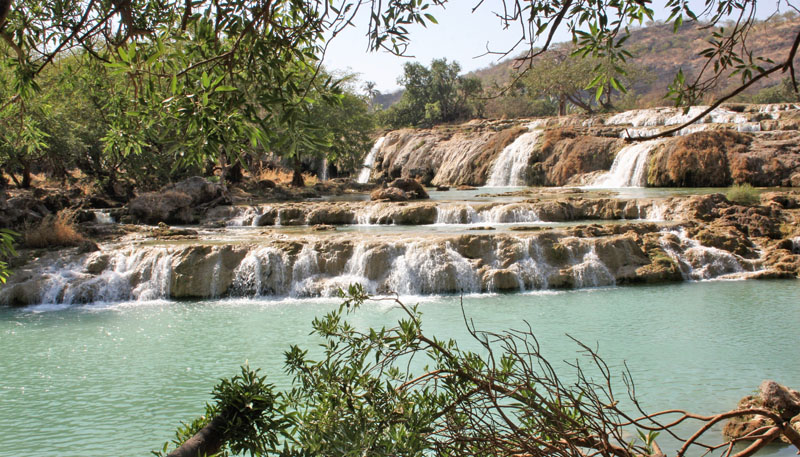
[470,13,800,109]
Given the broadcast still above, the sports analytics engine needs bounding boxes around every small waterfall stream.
[485,127,543,187]
[588,140,663,188]
[357,136,386,184]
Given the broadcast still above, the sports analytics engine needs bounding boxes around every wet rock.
[716,205,782,238]
[85,252,111,274]
[484,269,520,291]
[690,225,757,258]
[312,224,336,231]
[389,203,437,225]
[128,190,195,225]
[77,239,100,253]
[276,207,306,225]
[370,187,409,202]
[723,381,800,444]
[389,178,429,199]
[307,206,354,225]
[0,278,47,306]
[170,246,247,298]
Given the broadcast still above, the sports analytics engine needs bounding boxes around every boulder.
[128,177,230,225]
[389,203,437,225]
[484,269,521,290]
[128,190,194,225]
[170,245,247,298]
[388,178,429,199]
[168,176,230,206]
[371,187,409,202]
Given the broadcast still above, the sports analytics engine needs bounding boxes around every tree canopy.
[380,58,484,127]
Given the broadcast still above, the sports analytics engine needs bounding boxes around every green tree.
[523,49,596,115]
[0,228,17,285]
[2,0,799,151]
[522,47,651,115]
[382,58,484,127]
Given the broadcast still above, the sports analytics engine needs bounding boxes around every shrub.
[24,210,86,248]
[726,183,761,206]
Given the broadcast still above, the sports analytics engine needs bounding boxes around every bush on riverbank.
[23,210,85,248]
[727,183,761,206]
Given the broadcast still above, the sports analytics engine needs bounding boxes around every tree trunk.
[226,162,243,185]
[20,165,31,189]
[0,0,11,30]
[166,414,227,457]
[290,157,304,187]
[558,96,567,116]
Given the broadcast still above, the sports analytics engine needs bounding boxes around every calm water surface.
[1,280,799,456]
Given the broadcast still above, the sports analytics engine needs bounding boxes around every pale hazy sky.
[323,2,534,93]
[321,0,784,94]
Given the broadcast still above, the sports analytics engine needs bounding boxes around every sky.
[321,0,786,94]
[323,2,551,93]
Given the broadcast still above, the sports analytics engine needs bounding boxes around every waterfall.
[434,203,540,225]
[385,242,480,295]
[93,211,114,224]
[588,140,663,188]
[36,248,174,304]
[357,137,386,184]
[658,229,760,280]
[485,128,543,187]
[319,158,329,181]
[231,247,289,296]
[3,228,778,306]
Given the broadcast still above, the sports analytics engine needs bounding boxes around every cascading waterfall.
[434,203,540,225]
[485,128,543,187]
[231,247,289,296]
[3,225,778,306]
[38,248,174,304]
[319,158,329,181]
[658,229,760,280]
[385,242,480,295]
[93,211,115,224]
[357,136,386,184]
[588,140,663,188]
[606,106,750,128]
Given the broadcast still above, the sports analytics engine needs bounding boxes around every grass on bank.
[726,183,760,206]
[24,210,86,248]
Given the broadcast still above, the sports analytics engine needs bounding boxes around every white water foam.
[485,128,543,187]
[435,203,540,225]
[658,229,760,280]
[357,137,386,184]
[588,140,664,188]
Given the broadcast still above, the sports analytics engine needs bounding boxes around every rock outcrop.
[128,176,230,225]
[362,104,800,188]
[724,380,800,444]
[6,189,798,306]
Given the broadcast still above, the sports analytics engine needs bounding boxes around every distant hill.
[468,13,800,108]
[372,90,403,109]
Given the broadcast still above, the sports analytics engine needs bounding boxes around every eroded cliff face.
[363,104,800,188]
[3,191,799,306]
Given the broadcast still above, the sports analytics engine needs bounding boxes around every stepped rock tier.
[3,191,799,306]
[361,104,800,188]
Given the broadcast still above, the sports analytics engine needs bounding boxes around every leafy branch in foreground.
[159,284,800,457]
[0,228,17,284]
